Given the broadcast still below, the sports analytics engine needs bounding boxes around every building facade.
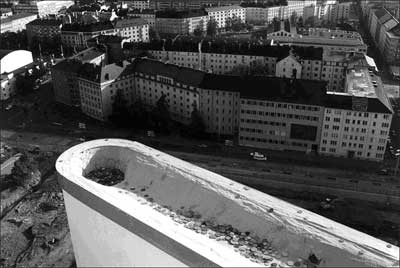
[14,0,74,17]
[205,5,245,29]
[26,18,63,45]
[128,9,155,28]
[155,10,208,35]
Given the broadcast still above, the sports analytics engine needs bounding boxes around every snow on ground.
[57,139,400,268]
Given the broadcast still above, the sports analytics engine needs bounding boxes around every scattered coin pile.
[85,168,124,186]
[127,188,311,268]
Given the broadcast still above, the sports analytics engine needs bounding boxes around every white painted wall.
[63,190,188,267]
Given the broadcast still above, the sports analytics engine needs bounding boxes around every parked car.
[5,104,13,110]
[250,152,267,161]
[147,130,155,137]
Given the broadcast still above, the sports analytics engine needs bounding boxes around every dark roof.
[0,49,13,60]
[52,59,83,73]
[128,8,155,14]
[156,9,207,19]
[324,94,393,114]
[130,37,323,60]
[61,21,113,32]
[27,18,63,26]
[390,24,400,36]
[87,34,125,44]
[77,62,102,82]
[114,17,147,28]
[240,1,287,8]
[131,58,205,87]
[240,77,327,106]
[67,4,101,12]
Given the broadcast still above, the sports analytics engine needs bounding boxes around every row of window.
[240,118,286,127]
[242,110,319,121]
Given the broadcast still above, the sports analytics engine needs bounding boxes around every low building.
[126,0,150,10]
[319,68,393,161]
[0,50,34,100]
[26,18,63,45]
[0,13,37,33]
[205,5,245,29]
[14,0,74,18]
[155,9,208,35]
[127,9,155,28]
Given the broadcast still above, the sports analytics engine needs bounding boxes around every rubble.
[126,189,312,268]
[85,168,124,186]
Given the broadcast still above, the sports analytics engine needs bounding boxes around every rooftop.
[56,139,400,267]
[26,18,63,26]
[155,9,208,19]
[205,5,244,12]
[61,21,113,32]
[240,1,288,8]
[87,34,125,44]
[128,8,155,14]
[114,17,148,28]
[0,13,37,24]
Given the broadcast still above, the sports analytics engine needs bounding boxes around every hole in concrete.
[85,168,124,186]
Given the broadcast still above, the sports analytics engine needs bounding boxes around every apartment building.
[368,8,400,64]
[0,7,12,18]
[128,9,155,28]
[319,68,393,161]
[239,78,326,153]
[149,0,241,10]
[14,0,74,17]
[78,61,132,121]
[241,2,286,24]
[205,5,245,28]
[330,1,352,23]
[155,9,208,35]
[0,13,37,33]
[127,0,150,10]
[26,18,63,45]
[61,18,149,48]
[52,60,83,107]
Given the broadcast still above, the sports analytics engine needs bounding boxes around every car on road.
[198,144,208,148]
[250,152,267,161]
[5,104,13,110]
[147,130,155,137]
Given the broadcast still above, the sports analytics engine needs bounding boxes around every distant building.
[0,50,34,100]
[126,0,150,10]
[26,18,63,45]
[0,7,13,18]
[127,9,155,28]
[150,0,242,10]
[205,5,245,29]
[155,9,208,35]
[0,13,37,33]
[268,25,367,54]
[14,0,74,18]
[61,18,149,48]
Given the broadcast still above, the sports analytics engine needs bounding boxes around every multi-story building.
[319,68,393,161]
[149,0,241,10]
[155,9,208,35]
[368,7,400,64]
[127,0,150,10]
[330,1,352,23]
[0,13,37,33]
[268,25,367,54]
[14,0,74,17]
[26,18,63,45]
[128,9,155,28]
[239,78,326,153]
[78,61,132,120]
[205,5,245,29]
[61,18,149,48]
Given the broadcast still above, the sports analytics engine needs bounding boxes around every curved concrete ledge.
[56,139,399,267]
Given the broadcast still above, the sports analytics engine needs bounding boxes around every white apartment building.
[239,78,325,153]
[14,0,74,17]
[127,0,150,10]
[205,5,245,28]
[155,10,208,35]
[319,68,393,161]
